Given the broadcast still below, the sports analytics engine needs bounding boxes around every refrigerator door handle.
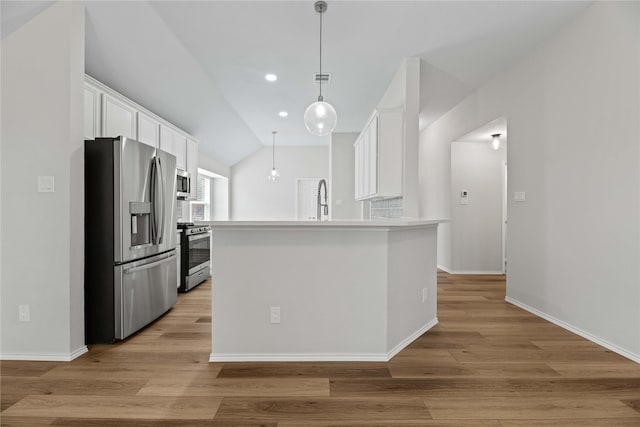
[157,157,165,244]
[149,158,158,244]
[123,252,176,274]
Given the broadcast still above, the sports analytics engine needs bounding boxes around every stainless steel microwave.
[176,169,191,200]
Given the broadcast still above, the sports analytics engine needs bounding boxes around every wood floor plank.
[137,378,330,397]
[50,419,222,426]
[0,362,60,377]
[546,362,640,378]
[388,362,561,379]
[217,362,391,378]
[0,376,146,396]
[500,419,640,427]
[423,396,640,420]
[0,416,57,426]
[212,397,432,423]
[2,395,221,420]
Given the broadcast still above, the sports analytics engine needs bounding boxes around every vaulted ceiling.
[2,1,590,165]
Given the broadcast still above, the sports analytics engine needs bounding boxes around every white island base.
[207,220,440,362]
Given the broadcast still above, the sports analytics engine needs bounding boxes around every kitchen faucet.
[317,179,328,221]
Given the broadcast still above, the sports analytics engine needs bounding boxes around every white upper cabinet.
[102,93,136,139]
[84,75,200,199]
[83,84,101,140]
[137,111,160,148]
[160,125,186,171]
[186,138,199,200]
[354,109,403,201]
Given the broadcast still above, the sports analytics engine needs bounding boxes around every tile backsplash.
[370,197,403,219]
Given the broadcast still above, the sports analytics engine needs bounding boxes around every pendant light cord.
[319,9,323,100]
[272,131,276,170]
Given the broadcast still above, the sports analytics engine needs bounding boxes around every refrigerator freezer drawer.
[114,250,177,340]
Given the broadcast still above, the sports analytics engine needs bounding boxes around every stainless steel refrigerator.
[85,136,177,343]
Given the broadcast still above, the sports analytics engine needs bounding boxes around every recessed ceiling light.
[278,111,288,118]
[265,74,277,82]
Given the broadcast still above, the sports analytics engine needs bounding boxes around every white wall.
[230,146,329,220]
[1,2,86,360]
[211,177,229,220]
[450,141,506,273]
[199,151,230,178]
[329,132,360,220]
[419,2,640,360]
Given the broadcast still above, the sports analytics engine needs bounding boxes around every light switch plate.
[37,176,55,193]
[514,191,526,202]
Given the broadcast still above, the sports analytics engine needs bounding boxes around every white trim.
[210,353,389,362]
[437,264,452,273]
[448,270,504,275]
[505,296,640,364]
[1,346,88,362]
[209,319,439,363]
[386,318,438,360]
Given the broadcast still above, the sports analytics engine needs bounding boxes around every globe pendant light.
[304,1,337,137]
[267,131,280,182]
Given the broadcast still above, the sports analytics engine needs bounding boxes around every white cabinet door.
[362,127,371,198]
[354,137,363,200]
[173,134,187,171]
[186,138,198,199]
[368,115,378,197]
[353,109,402,201]
[160,125,187,170]
[159,125,174,155]
[137,112,160,148]
[102,94,136,139]
[84,85,101,139]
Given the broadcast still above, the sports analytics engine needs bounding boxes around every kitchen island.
[203,220,442,362]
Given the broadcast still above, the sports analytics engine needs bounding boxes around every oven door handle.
[187,231,212,242]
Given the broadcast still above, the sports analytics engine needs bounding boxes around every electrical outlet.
[422,288,428,303]
[37,176,55,193]
[19,305,30,322]
[270,306,281,324]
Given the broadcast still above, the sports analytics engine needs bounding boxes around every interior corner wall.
[199,151,230,178]
[230,146,329,220]
[419,2,640,359]
[330,132,360,220]
[1,1,86,360]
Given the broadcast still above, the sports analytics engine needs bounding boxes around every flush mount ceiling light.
[265,73,278,82]
[278,111,289,118]
[267,131,280,182]
[304,0,337,137]
[491,133,502,150]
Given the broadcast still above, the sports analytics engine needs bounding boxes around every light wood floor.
[2,272,640,426]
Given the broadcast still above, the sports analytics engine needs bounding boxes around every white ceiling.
[2,1,590,165]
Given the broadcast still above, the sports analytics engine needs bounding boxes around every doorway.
[449,118,507,274]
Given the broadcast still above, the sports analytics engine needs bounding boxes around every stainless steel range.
[178,223,211,292]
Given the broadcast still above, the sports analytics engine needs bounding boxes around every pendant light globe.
[304,0,337,137]
[267,131,280,182]
[304,98,337,136]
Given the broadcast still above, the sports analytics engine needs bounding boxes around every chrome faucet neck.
[317,179,328,221]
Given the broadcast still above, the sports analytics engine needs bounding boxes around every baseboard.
[209,319,439,363]
[505,296,640,364]
[0,345,88,362]
[449,270,504,275]
[210,353,389,362]
[386,317,438,360]
[437,265,451,273]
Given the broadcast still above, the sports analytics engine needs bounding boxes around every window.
[190,174,210,221]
